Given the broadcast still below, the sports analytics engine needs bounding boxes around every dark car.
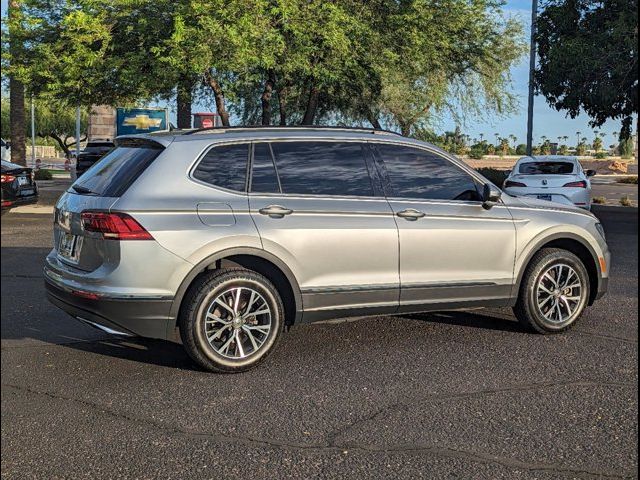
[75,140,114,177]
[1,160,38,213]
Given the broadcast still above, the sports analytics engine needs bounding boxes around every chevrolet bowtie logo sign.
[122,114,163,130]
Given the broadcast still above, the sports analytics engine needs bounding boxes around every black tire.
[179,268,284,373]
[513,248,590,334]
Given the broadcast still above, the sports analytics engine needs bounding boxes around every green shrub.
[617,176,638,184]
[468,145,485,160]
[476,167,508,186]
[515,144,527,155]
[594,151,608,159]
[34,169,53,181]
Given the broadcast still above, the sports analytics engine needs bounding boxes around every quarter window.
[193,143,249,191]
[376,144,480,201]
[270,141,374,197]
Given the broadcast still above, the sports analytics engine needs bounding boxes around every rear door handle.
[396,208,426,220]
[258,205,293,218]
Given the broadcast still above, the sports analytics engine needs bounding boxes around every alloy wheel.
[535,263,583,324]
[203,287,272,359]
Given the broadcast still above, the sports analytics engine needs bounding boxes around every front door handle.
[258,205,293,218]
[396,208,426,220]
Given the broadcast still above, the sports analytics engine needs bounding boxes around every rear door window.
[518,162,575,174]
[71,141,163,197]
[193,143,249,192]
[269,141,375,197]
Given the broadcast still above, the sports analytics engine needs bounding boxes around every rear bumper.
[45,277,173,339]
[1,193,39,210]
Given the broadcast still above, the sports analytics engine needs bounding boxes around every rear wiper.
[71,185,96,195]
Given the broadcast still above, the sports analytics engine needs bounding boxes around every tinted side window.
[376,144,480,201]
[271,141,374,197]
[193,143,249,191]
[251,143,281,193]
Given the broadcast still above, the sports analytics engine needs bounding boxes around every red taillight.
[1,174,16,183]
[81,212,153,240]
[71,289,102,300]
[504,180,527,188]
[2,200,13,207]
[563,180,587,188]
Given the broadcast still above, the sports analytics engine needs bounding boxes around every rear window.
[71,141,163,197]
[519,162,575,175]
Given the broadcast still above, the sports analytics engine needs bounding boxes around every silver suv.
[45,127,610,372]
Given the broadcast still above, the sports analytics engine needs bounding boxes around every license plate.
[58,233,82,262]
[17,176,29,186]
[537,194,553,201]
[20,189,34,196]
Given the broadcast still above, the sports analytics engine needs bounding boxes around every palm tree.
[8,0,26,166]
[576,131,582,147]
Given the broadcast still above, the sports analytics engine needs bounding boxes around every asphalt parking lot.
[1,206,637,479]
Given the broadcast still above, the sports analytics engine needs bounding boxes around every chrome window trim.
[187,139,252,196]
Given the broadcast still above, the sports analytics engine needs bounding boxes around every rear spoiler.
[115,135,173,149]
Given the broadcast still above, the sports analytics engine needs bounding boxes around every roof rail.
[181,125,401,136]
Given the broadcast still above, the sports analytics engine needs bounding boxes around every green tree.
[534,0,638,139]
[1,97,88,158]
[592,133,603,153]
[516,143,527,155]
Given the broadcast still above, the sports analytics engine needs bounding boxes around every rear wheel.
[514,248,590,333]
[179,268,284,373]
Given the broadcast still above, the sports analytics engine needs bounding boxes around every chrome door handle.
[258,205,293,218]
[396,208,425,220]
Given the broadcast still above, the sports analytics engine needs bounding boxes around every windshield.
[518,162,575,175]
[72,142,163,196]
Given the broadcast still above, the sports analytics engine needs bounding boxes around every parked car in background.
[45,127,610,373]
[1,160,38,213]
[75,140,114,177]
[1,138,10,161]
[503,156,595,210]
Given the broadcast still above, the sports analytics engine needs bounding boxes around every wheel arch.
[514,233,602,305]
[168,247,303,339]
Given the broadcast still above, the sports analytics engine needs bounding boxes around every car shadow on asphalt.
[405,309,529,333]
[59,309,528,372]
[65,336,197,370]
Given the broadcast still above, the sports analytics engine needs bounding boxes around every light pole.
[526,0,539,156]
[30,96,36,165]
[75,106,81,158]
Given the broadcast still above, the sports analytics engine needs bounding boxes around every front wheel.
[179,268,284,373]
[514,248,590,333]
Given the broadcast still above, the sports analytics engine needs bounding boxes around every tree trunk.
[9,0,26,166]
[368,115,382,130]
[278,85,288,126]
[301,84,319,125]
[261,70,276,126]
[176,77,193,129]
[50,133,71,158]
[203,71,230,127]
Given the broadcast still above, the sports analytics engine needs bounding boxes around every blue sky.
[1,0,633,146]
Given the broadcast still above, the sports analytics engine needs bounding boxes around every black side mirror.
[586,169,596,177]
[482,184,502,210]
